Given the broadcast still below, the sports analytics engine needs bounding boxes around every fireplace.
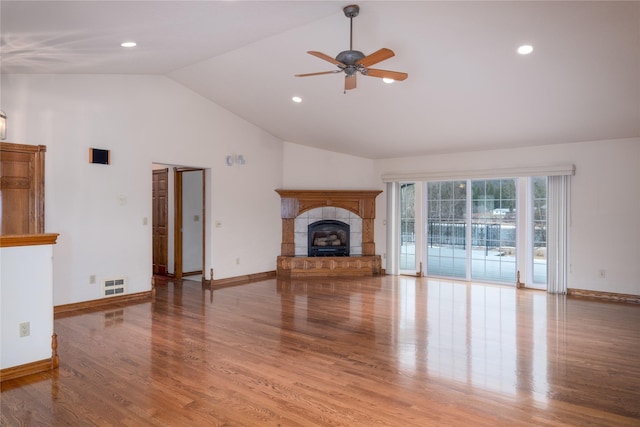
[275,189,383,277]
[308,220,350,257]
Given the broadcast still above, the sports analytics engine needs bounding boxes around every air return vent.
[103,278,126,297]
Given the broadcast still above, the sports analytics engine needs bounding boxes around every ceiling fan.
[295,4,408,92]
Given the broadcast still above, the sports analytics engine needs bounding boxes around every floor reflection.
[274,277,552,400]
[149,275,639,420]
[3,275,638,425]
[394,278,552,401]
[276,278,383,351]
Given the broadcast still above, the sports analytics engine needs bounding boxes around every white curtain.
[547,175,570,294]
[386,182,400,275]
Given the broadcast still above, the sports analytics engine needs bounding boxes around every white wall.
[1,244,54,369]
[374,138,640,295]
[2,74,283,305]
[282,142,377,189]
[282,142,386,257]
[3,73,637,303]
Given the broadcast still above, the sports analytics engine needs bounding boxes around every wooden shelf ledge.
[0,233,59,248]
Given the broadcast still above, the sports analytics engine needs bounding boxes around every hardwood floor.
[2,276,639,426]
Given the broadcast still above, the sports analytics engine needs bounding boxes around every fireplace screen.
[308,220,350,257]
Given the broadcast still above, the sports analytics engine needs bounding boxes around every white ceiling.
[2,1,639,159]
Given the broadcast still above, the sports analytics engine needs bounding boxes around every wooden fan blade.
[308,51,344,66]
[345,75,357,91]
[364,68,408,81]
[357,48,395,67]
[295,70,342,77]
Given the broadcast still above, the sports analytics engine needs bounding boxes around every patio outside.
[400,243,547,285]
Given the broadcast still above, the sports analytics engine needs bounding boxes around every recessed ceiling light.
[517,45,533,55]
[121,42,137,48]
[382,78,394,84]
[292,96,302,103]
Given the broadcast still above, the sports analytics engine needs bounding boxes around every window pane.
[501,179,516,199]
[454,181,467,199]
[428,182,440,200]
[441,181,454,199]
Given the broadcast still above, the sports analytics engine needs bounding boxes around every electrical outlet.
[19,322,30,337]
[90,275,96,284]
[599,269,606,279]
[236,258,240,265]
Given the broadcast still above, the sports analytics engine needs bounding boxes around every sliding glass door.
[425,178,520,283]
[426,181,467,278]
[399,183,417,271]
[470,179,517,283]
[388,168,568,287]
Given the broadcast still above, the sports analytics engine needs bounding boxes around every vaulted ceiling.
[2,1,639,159]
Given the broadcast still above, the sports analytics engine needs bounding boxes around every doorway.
[174,168,205,279]
[152,165,206,280]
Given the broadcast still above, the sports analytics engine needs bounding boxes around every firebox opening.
[308,220,350,257]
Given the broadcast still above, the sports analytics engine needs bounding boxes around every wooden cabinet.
[0,142,46,235]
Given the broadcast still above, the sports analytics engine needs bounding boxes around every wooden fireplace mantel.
[275,189,382,219]
[275,189,382,257]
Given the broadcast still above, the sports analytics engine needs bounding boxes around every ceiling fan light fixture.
[382,78,394,84]
[517,44,533,55]
[292,96,302,103]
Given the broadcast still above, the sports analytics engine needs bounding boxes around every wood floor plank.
[2,275,639,426]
